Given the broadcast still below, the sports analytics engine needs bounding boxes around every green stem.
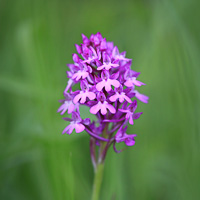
[91,162,105,200]
[91,122,108,200]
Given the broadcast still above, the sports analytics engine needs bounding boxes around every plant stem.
[91,162,105,200]
[91,122,108,200]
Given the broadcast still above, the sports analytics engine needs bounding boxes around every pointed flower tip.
[81,33,86,38]
[75,44,82,54]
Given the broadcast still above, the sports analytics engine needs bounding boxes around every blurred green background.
[0,0,200,199]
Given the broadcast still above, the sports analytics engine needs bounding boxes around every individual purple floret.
[58,32,148,166]
[82,47,101,64]
[124,69,146,87]
[97,52,119,71]
[57,92,76,115]
[119,100,143,125]
[62,112,86,134]
[90,92,116,115]
[112,46,131,61]
[115,126,137,146]
[96,70,120,92]
[73,80,96,104]
[109,85,132,103]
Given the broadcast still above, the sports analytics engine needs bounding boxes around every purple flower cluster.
[58,32,148,156]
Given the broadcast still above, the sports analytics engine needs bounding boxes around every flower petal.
[90,103,101,114]
[124,95,132,103]
[132,79,145,87]
[124,80,134,87]
[118,109,129,113]
[109,94,118,102]
[100,105,107,115]
[106,104,116,114]
[80,93,87,103]
[133,112,143,120]
[64,79,73,92]
[73,93,82,104]
[75,123,85,133]
[68,103,75,114]
[104,81,112,91]
[97,65,105,71]
[87,92,96,100]
[119,96,124,103]
[96,81,105,91]
[135,91,149,103]
[110,79,120,88]
[57,104,67,115]
[124,138,135,146]
[129,115,134,125]
[62,124,75,134]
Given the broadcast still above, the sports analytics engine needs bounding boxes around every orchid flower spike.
[58,32,148,165]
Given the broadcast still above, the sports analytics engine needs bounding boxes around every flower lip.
[96,70,120,92]
[73,81,96,104]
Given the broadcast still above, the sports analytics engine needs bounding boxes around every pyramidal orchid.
[58,32,148,200]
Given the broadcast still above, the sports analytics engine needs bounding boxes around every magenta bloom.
[109,85,132,103]
[58,32,148,154]
[73,80,96,104]
[90,92,116,115]
[57,93,76,115]
[68,63,92,81]
[119,100,143,125]
[115,126,137,146]
[96,70,120,92]
[97,52,119,71]
[82,46,101,64]
[111,46,131,61]
[124,69,145,87]
[62,112,86,134]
